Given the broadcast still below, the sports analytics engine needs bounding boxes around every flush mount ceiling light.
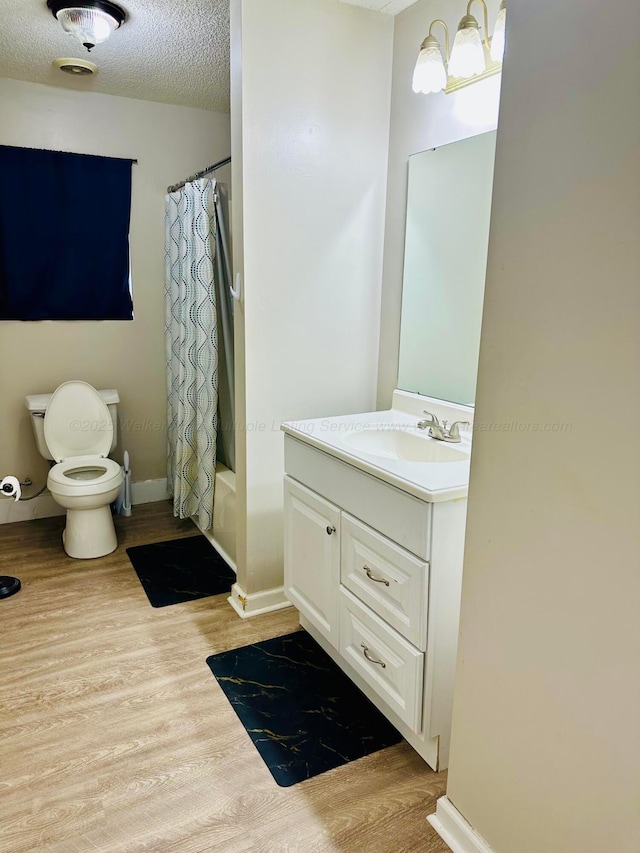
[46,0,126,52]
[412,0,506,96]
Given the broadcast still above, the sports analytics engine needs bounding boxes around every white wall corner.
[427,797,495,853]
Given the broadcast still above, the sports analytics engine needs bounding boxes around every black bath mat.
[126,535,235,607]
[206,630,402,787]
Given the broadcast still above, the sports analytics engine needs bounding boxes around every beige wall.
[446,1,640,851]
[377,0,501,409]
[0,79,230,486]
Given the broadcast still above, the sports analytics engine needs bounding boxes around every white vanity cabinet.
[283,433,468,771]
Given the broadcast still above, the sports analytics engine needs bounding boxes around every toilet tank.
[25,389,120,461]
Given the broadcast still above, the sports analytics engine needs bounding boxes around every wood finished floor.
[0,502,449,853]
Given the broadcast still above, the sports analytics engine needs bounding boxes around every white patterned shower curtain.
[164,179,218,529]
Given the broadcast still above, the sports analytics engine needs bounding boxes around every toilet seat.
[48,456,122,498]
[45,381,122,499]
[45,380,113,463]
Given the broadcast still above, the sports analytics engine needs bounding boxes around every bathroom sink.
[282,400,474,501]
[342,429,470,463]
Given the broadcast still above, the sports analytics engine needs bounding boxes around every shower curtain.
[164,177,234,529]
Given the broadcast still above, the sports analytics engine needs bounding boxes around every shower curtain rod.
[167,155,232,194]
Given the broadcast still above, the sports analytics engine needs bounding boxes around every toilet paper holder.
[0,476,21,502]
[0,475,22,598]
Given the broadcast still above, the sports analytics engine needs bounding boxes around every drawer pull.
[326,525,336,535]
[360,643,386,668]
[363,565,390,587]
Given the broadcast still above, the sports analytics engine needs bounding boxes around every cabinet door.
[284,476,341,648]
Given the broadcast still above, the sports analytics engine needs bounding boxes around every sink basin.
[342,429,470,463]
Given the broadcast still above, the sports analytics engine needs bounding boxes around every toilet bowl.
[44,381,124,559]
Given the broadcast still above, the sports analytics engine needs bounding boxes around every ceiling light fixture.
[412,0,506,96]
[46,1,126,52]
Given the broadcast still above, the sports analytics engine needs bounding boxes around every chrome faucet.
[417,411,470,443]
[417,411,445,439]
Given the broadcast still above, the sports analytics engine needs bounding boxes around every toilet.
[26,381,123,559]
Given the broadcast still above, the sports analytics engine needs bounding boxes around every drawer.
[339,587,423,732]
[341,513,429,650]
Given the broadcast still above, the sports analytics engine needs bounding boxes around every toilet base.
[62,505,118,559]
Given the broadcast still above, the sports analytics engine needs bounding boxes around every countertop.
[282,408,471,503]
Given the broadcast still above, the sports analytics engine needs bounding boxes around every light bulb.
[412,37,446,94]
[448,17,485,79]
[56,7,118,50]
[490,2,506,63]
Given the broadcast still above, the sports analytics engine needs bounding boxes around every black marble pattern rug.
[126,535,235,608]
[206,630,402,787]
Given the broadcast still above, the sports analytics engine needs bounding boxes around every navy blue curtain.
[0,145,134,320]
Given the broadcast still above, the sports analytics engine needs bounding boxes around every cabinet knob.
[326,525,336,535]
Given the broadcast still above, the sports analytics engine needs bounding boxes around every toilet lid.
[44,381,113,463]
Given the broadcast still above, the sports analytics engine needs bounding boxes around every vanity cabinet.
[283,434,468,771]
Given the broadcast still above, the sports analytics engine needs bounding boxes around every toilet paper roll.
[0,476,21,502]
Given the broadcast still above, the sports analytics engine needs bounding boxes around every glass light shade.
[56,7,118,48]
[448,24,485,79]
[412,44,447,94]
[490,5,506,62]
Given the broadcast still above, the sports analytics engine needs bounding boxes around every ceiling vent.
[53,57,98,75]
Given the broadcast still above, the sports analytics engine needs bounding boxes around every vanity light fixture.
[46,0,126,52]
[412,0,506,96]
[412,20,449,95]
[490,0,507,62]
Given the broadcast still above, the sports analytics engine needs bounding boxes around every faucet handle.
[447,420,471,441]
[422,410,440,425]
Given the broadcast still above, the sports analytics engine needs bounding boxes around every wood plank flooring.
[0,502,448,853]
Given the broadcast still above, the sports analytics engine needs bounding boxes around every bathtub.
[195,462,236,570]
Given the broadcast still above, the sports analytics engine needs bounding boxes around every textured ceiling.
[0,0,417,113]
[0,0,231,112]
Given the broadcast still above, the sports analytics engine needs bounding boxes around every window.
[0,145,134,320]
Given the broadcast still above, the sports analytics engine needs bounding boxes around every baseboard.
[427,797,495,853]
[0,493,65,524]
[0,478,170,525]
[227,582,293,619]
[130,478,171,505]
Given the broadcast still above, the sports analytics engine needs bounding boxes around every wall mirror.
[397,130,497,406]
